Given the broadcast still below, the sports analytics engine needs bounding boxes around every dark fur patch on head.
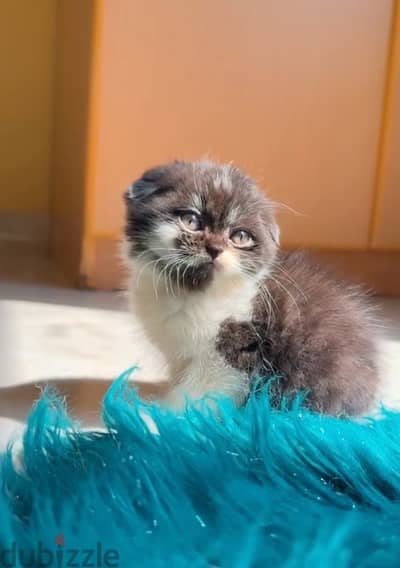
[124,160,278,291]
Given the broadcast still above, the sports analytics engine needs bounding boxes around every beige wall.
[86,0,392,251]
[0,1,56,217]
[0,0,400,286]
[8,0,394,289]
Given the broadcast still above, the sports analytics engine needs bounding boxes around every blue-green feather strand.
[1,368,400,566]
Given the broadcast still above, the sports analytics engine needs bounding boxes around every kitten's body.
[217,251,379,414]
[124,160,380,414]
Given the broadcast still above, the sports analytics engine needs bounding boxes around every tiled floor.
[0,278,399,447]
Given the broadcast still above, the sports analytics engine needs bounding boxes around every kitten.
[123,159,380,415]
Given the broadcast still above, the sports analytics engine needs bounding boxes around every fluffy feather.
[0,368,399,567]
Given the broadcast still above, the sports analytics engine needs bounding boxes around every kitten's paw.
[216,319,262,372]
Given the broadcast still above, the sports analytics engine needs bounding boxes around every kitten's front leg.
[216,318,264,374]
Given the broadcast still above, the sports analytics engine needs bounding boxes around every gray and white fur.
[123,160,380,415]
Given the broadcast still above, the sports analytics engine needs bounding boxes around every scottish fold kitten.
[123,160,380,415]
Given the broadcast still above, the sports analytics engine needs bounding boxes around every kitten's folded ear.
[124,166,173,203]
[124,177,159,202]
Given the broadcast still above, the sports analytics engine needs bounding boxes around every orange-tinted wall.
[49,0,399,289]
[86,0,392,252]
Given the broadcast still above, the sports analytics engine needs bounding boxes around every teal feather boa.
[0,369,399,567]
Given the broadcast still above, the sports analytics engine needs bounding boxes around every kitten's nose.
[206,244,223,260]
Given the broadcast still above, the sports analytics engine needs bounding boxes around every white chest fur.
[128,264,259,405]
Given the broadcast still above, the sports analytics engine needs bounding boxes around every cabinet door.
[89,0,392,251]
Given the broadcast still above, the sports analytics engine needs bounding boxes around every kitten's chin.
[128,251,259,295]
[162,258,261,295]
[173,261,215,292]
[158,260,239,294]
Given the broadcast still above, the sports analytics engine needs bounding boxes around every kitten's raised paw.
[216,318,262,372]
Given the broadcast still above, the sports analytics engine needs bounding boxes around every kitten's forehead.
[192,161,268,227]
[211,165,233,192]
[193,161,234,193]
[127,159,275,232]
[192,160,251,193]
[171,160,263,219]
[158,160,253,195]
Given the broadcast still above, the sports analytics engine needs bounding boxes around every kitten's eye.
[179,212,202,231]
[230,229,254,247]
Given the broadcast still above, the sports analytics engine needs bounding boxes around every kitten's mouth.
[159,258,215,292]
